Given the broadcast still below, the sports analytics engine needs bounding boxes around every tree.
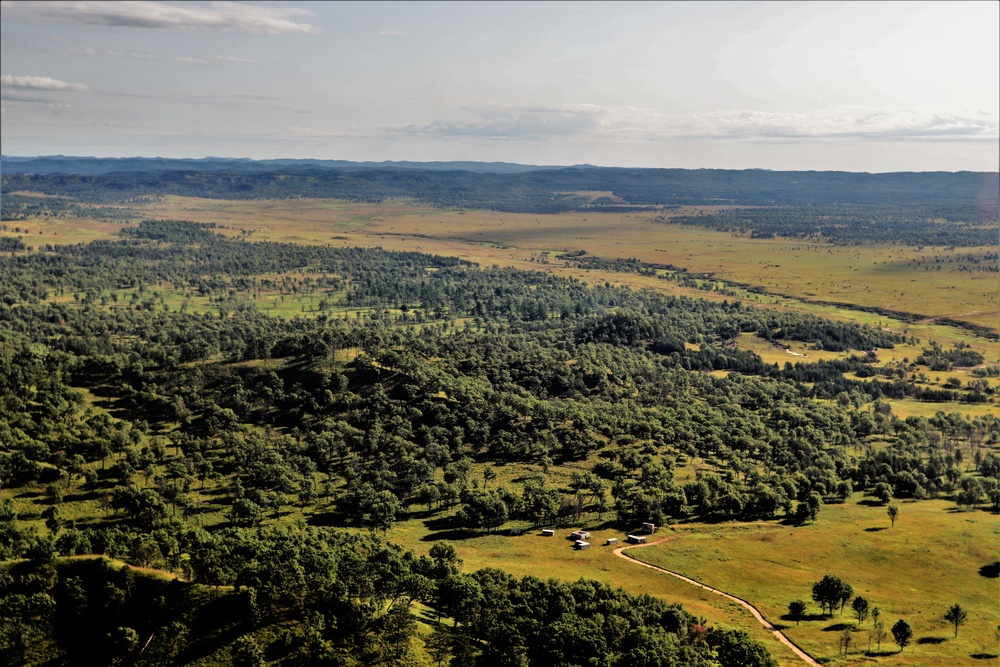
[795,492,821,524]
[107,626,139,658]
[840,625,853,655]
[852,596,870,627]
[368,490,401,533]
[886,504,899,527]
[891,619,912,652]
[870,620,886,652]
[788,600,808,626]
[232,635,266,667]
[424,624,453,667]
[812,575,851,617]
[944,604,968,638]
[428,542,462,579]
[837,582,855,616]
[706,627,778,667]
[873,482,893,504]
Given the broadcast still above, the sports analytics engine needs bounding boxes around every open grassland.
[631,497,1000,666]
[130,196,999,332]
[11,196,998,339]
[12,197,999,416]
[135,197,1000,328]
[385,510,807,667]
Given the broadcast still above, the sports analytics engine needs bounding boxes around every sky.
[1,0,998,172]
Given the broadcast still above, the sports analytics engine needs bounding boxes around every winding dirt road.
[613,540,821,667]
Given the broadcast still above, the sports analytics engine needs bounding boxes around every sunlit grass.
[633,496,1000,666]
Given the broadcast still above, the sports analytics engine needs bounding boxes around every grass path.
[613,539,822,667]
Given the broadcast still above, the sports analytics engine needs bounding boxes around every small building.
[626,534,647,544]
[541,529,555,537]
[605,538,618,546]
[642,522,657,534]
[570,530,591,541]
[509,527,522,536]
[574,540,590,550]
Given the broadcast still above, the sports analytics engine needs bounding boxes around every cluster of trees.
[1,225,997,539]
[656,204,998,246]
[1,218,997,665]
[0,517,777,667]
[787,575,971,656]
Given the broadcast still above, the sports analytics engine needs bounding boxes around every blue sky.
[2,1,997,171]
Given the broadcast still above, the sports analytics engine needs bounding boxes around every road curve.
[612,540,822,667]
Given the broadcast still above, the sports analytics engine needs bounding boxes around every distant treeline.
[4,166,997,214]
[656,204,998,246]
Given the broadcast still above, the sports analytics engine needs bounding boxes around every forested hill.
[0,155,575,175]
[3,159,997,212]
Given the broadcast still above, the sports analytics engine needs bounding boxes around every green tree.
[108,626,139,659]
[788,600,807,625]
[873,482,893,504]
[871,620,886,652]
[891,619,913,652]
[424,624,452,667]
[811,575,852,617]
[944,603,968,638]
[707,627,778,667]
[795,492,821,524]
[887,504,899,527]
[837,581,855,616]
[231,634,265,667]
[840,625,853,655]
[852,596,870,627]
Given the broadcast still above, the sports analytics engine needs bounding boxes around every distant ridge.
[3,156,997,217]
[0,155,588,175]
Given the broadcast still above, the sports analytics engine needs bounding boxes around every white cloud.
[74,47,256,64]
[174,54,257,65]
[1,1,319,35]
[402,103,999,145]
[686,108,1000,143]
[402,104,605,139]
[0,74,87,91]
[378,30,415,37]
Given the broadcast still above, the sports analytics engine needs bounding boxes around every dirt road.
[612,540,822,667]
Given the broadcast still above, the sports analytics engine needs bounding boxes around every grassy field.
[5,196,998,667]
[10,195,998,341]
[127,196,998,333]
[629,497,1000,666]
[385,510,808,666]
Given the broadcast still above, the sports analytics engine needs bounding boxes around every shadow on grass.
[865,650,897,657]
[423,516,457,532]
[856,499,885,507]
[823,623,853,632]
[307,511,346,527]
[864,527,887,532]
[979,561,1000,578]
[779,613,828,624]
[917,637,947,645]
[421,529,482,542]
[971,653,999,660]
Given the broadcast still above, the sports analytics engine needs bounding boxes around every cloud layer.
[1,74,87,91]
[0,1,318,34]
[403,104,1000,145]
[74,47,257,65]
